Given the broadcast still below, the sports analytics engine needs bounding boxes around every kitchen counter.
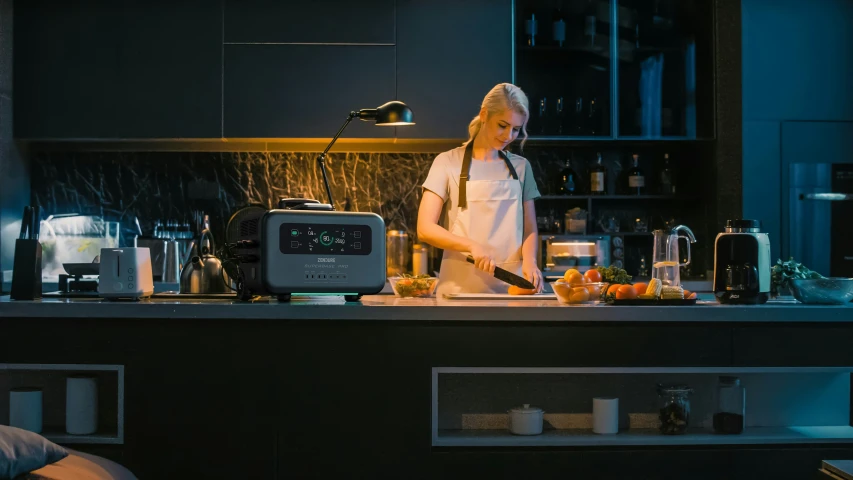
[1,294,850,322]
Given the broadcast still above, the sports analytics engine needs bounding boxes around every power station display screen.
[279,223,372,255]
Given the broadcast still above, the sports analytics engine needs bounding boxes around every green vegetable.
[771,257,824,297]
[392,274,437,297]
[595,265,633,285]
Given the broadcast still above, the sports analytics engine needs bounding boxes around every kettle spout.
[673,225,697,243]
[192,255,204,267]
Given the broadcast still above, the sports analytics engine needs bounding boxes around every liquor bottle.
[555,156,578,195]
[584,0,597,48]
[552,6,566,47]
[659,153,675,195]
[627,153,645,195]
[525,13,538,47]
[589,152,607,195]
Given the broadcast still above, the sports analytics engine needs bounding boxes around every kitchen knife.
[466,255,536,290]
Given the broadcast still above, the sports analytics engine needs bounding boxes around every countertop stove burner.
[43,274,100,298]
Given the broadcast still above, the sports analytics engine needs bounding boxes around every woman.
[417,83,543,295]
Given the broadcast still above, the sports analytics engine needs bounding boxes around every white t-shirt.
[421,146,541,231]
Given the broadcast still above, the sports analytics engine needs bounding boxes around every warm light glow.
[376,121,416,126]
[551,242,596,246]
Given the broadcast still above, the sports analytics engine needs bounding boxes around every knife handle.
[31,205,40,240]
[465,255,475,264]
[19,206,31,240]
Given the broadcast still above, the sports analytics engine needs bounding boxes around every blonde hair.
[465,83,530,150]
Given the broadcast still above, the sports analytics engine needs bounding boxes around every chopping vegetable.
[417,83,543,295]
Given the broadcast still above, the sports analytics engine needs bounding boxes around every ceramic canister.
[508,403,544,435]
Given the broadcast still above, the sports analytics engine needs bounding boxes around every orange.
[508,285,536,295]
[686,292,697,300]
[683,289,693,299]
[606,284,622,296]
[565,272,585,285]
[633,282,649,296]
[583,269,602,283]
[586,284,601,298]
[563,268,581,281]
[616,284,639,300]
[570,287,590,303]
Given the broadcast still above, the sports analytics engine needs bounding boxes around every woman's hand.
[469,243,496,274]
[522,260,544,292]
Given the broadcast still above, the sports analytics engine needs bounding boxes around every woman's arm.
[521,199,543,291]
[417,190,496,273]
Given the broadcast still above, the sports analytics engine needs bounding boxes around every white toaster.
[98,248,154,300]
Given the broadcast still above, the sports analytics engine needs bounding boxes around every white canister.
[66,376,99,435]
[9,387,43,433]
[508,403,544,435]
[593,397,619,434]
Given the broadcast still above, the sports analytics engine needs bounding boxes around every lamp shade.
[358,101,415,126]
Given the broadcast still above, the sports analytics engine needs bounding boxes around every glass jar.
[713,376,745,434]
[657,384,693,435]
[386,230,409,277]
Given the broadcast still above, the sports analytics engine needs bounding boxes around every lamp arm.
[317,111,358,209]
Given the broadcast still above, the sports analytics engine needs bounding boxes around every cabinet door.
[224,0,395,44]
[396,0,513,139]
[13,1,122,138]
[223,45,396,138]
[117,1,222,138]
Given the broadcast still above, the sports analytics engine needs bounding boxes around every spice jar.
[713,376,745,434]
[657,384,692,435]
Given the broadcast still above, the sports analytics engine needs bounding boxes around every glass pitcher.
[651,225,696,287]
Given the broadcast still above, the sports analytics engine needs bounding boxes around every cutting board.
[443,293,557,300]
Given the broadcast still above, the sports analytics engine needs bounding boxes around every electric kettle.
[179,229,230,294]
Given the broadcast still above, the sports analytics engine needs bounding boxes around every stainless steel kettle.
[179,229,230,294]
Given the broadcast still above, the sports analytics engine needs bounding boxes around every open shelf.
[435,426,853,447]
[41,430,122,445]
[432,367,853,448]
[0,364,124,445]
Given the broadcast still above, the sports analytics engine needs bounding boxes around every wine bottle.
[589,152,607,195]
[660,153,675,195]
[584,0,597,48]
[555,156,578,195]
[525,13,538,47]
[552,7,566,47]
[627,154,645,195]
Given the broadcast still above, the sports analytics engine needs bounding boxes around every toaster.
[98,248,154,300]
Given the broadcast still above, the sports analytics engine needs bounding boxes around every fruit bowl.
[551,281,606,305]
[388,275,440,298]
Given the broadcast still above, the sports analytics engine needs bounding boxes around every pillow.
[0,425,68,480]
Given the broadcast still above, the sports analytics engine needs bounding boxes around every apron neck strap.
[458,141,519,208]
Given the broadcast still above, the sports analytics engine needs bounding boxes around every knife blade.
[31,205,40,240]
[466,255,536,290]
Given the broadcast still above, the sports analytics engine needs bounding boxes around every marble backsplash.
[29,146,709,274]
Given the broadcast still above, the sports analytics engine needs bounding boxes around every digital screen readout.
[279,223,372,255]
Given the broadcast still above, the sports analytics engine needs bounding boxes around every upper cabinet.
[13,0,222,139]
[396,0,513,139]
[224,0,395,44]
[515,0,715,140]
[13,1,123,138]
[223,45,396,138]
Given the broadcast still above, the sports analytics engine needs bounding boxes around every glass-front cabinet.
[514,0,715,140]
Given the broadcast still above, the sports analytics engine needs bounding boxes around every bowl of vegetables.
[389,274,440,298]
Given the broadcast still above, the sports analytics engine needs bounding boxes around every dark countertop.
[1,294,851,322]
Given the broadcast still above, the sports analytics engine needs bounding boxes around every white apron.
[436,141,524,295]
